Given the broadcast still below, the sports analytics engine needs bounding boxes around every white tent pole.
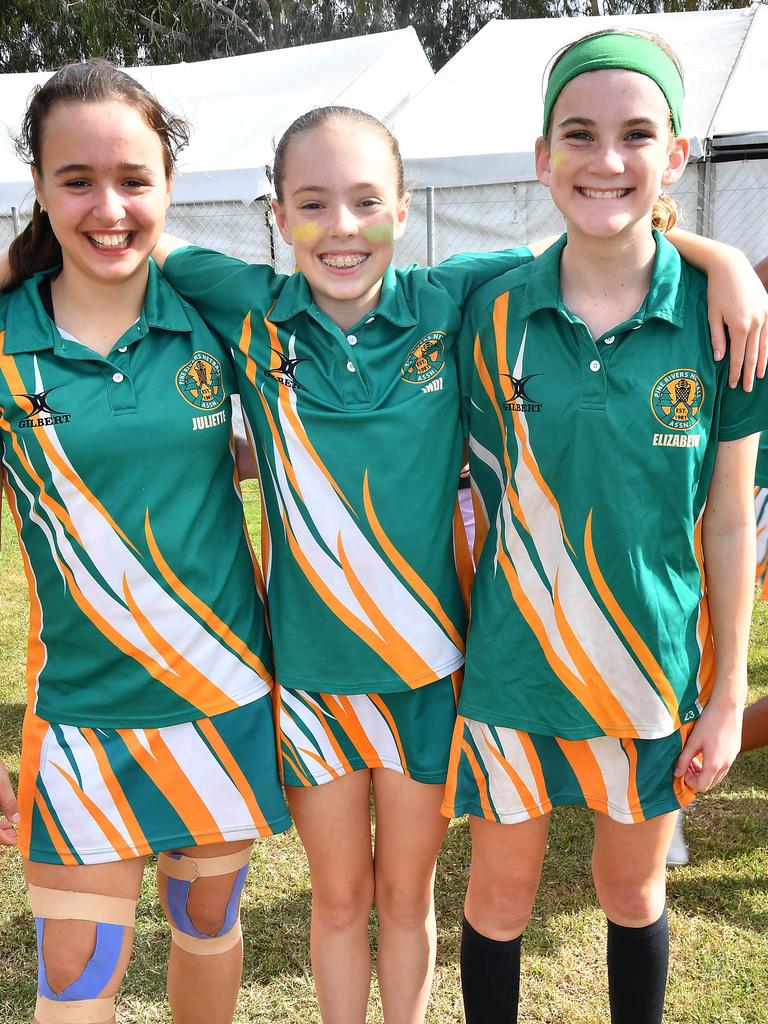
[696,152,715,239]
[426,186,435,266]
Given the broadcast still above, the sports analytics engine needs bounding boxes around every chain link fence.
[2,157,767,268]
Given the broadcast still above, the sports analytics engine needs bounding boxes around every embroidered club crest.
[650,369,703,431]
[401,332,446,385]
[176,352,225,410]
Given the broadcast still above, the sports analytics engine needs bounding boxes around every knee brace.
[28,884,136,1024]
[157,845,252,956]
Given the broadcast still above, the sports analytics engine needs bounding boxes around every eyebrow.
[557,115,661,129]
[291,182,380,196]
[52,162,155,177]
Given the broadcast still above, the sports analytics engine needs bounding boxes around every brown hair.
[7,59,189,291]
[270,106,405,203]
[545,29,684,234]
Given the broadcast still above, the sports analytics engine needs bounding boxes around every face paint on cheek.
[292,221,321,243]
[551,150,564,172]
[362,222,395,243]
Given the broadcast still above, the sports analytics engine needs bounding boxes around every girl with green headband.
[444,29,768,1024]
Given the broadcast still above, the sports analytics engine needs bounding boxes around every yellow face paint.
[362,222,395,243]
[292,221,321,243]
[551,150,563,171]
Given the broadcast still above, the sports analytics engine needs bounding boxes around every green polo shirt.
[163,246,532,693]
[0,263,273,728]
[756,431,768,488]
[460,232,768,740]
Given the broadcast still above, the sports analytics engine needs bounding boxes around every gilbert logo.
[15,386,71,428]
[265,350,309,392]
[502,373,542,413]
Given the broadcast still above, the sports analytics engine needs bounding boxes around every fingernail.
[713,349,723,360]
[11,813,19,824]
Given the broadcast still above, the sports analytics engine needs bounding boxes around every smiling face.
[32,99,171,289]
[271,118,409,329]
[535,69,688,245]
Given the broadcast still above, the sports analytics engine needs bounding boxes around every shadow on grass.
[0,703,25,770]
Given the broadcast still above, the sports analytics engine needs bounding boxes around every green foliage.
[7,0,749,76]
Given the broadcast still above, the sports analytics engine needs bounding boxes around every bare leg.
[287,772,375,1024]
[24,857,146,1024]
[592,812,675,926]
[464,814,550,940]
[741,695,768,752]
[372,771,449,1024]
[158,839,253,1024]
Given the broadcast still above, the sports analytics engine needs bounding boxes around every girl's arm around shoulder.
[425,244,537,303]
[154,234,283,346]
[674,434,760,792]
[0,760,19,848]
[667,230,768,390]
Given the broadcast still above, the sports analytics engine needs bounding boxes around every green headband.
[542,32,684,136]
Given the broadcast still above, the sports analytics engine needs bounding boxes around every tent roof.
[0,28,432,208]
[395,6,768,187]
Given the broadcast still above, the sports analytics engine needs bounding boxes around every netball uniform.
[444,233,768,824]
[755,432,768,598]
[162,246,532,785]
[0,264,290,864]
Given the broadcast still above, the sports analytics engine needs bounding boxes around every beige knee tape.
[34,994,115,1024]
[169,917,243,956]
[156,844,252,882]
[28,885,136,927]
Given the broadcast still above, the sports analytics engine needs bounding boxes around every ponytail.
[652,193,678,233]
[6,202,61,292]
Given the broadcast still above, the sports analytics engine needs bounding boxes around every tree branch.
[196,0,265,46]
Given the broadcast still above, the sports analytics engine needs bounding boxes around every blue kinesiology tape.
[35,918,125,1000]
[165,859,248,939]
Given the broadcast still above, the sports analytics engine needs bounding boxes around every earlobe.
[271,199,292,244]
[662,137,690,186]
[31,167,46,212]
[534,137,552,187]
[393,194,411,240]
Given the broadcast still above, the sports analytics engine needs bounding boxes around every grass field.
[1,482,767,1023]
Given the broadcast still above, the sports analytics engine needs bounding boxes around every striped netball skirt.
[443,716,697,825]
[18,695,291,865]
[276,674,460,787]
[757,487,768,599]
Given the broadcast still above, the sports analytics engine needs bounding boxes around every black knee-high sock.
[460,915,522,1024]
[607,908,669,1024]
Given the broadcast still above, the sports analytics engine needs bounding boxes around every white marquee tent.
[0,27,433,257]
[391,7,768,263]
[395,6,768,186]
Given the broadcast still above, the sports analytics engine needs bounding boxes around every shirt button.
[346,361,356,373]
[604,336,615,345]
[347,334,358,346]
[365,317,375,324]
[117,346,128,353]
[112,371,125,383]
[589,360,601,372]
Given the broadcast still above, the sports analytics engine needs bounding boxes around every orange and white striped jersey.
[163,246,533,693]
[459,234,768,739]
[0,266,273,727]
